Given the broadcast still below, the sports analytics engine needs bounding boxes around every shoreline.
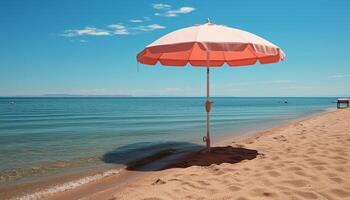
[4,107,339,200]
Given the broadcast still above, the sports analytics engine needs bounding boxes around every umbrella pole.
[205,67,211,150]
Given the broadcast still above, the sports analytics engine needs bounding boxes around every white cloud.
[134,24,166,31]
[108,24,125,29]
[114,29,130,35]
[168,7,195,15]
[62,17,165,38]
[130,19,143,23]
[107,24,130,35]
[130,16,151,23]
[148,24,165,29]
[62,27,111,37]
[155,6,195,17]
[152,3,171,10]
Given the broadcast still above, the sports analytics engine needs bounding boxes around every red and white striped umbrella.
[137,20,285,150]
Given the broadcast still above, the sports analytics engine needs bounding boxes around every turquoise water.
[0,97,335,186]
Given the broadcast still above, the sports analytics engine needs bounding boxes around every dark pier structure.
[337,98,349,109]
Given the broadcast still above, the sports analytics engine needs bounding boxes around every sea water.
[0,97,335,197]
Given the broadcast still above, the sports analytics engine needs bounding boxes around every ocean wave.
[13,168,123,200]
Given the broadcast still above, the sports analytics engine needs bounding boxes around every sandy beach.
[3,1,350,199]
[38,108,350,200]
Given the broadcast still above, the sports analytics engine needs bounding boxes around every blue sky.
[0,0,349,97]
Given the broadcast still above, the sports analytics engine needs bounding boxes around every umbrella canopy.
[137,20,285,150]
[137,20,285,67]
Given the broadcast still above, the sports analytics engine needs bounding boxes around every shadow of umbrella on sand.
[102,142,203,171]
[102,142,259,171]
[137,19,285,150]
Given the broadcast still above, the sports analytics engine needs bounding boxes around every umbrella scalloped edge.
[137,42,285,67]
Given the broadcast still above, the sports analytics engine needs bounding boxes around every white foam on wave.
[13,168,124,200]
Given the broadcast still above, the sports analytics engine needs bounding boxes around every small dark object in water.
[284,101,288,104]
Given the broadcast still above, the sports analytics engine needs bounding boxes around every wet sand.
[35,108,350,199]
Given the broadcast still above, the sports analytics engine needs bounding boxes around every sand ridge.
[94,109,350,200]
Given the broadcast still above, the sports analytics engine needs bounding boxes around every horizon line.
[0,95,349,98]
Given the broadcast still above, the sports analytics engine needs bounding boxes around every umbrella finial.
[206,18,211,24]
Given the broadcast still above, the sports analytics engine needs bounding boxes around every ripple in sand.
[263,165,274,170]
[271,156,280,161]
[236,197,249,200]
[287,166,303,171]
[329,176,344,183]
[196,180,211,186]
[333,166,347,172]
[314,165,327,171]
[249,187,276,198]
[267,170,281,177]
[281,179,310,187]
[142,198,163,200]
[330,188,350,198]
[294,190,319,199]
[227,185,241,192]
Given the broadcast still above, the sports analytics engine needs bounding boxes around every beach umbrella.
[136,19,285,150]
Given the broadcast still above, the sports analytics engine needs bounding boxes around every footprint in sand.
[273,135,288,142]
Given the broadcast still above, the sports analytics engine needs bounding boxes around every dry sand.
[45,108,350,200]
